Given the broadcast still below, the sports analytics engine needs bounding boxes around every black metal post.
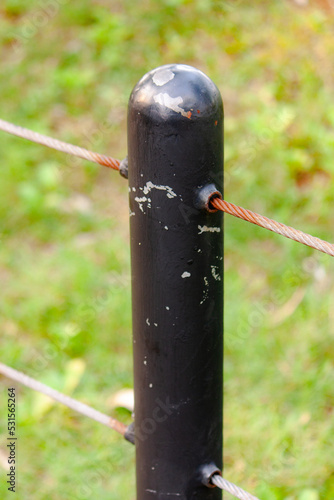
[128,64,224,500]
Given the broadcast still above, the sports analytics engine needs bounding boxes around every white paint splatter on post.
[200,277,210,305]
[142,181,177,199]
[135,196,148,213]
[154,93,189,118]
[198,225,221,234]
[152,69,175,87]
[211,266,221,281]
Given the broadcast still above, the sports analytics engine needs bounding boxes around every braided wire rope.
[211,474,260,500]
[0,118,121,170]
[0,362,127,437]
[1,118,327,498]
[212,197,334,257]
[0,117,333,258]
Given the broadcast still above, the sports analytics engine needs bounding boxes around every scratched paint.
[135,196,148,212]
[133,182,177,213]
[142,181,177,199]
[152,68,175,86]
[158,494,181,497]
[153,92,190,118]
[211,265,221,281]
[200,277,209,305]
[198,225,221,234]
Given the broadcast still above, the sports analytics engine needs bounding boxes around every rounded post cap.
[129,64,223,121]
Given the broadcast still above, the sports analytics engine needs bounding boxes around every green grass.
[0,1,334,499]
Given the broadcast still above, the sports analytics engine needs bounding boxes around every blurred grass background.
[0,1,333,499]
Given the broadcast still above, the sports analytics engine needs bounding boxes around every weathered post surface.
[128,64,224,500]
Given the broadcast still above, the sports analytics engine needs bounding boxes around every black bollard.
[128,64,224,500]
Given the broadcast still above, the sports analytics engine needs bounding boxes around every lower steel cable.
[0,362,127,437]
[211,474,260,500]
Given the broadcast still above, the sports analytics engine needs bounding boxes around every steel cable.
[212,197,334,257]
[0,118,121,170]
[0,362,128,437]
[211,474,260,500]
[1,118,333,256]
[0,117,327,498]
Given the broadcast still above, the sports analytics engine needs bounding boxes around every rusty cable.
[0,117,330,494]
[212,197,334,257]
[0,118,121,170]
[0,362,129,439]
[1,118,333,256]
